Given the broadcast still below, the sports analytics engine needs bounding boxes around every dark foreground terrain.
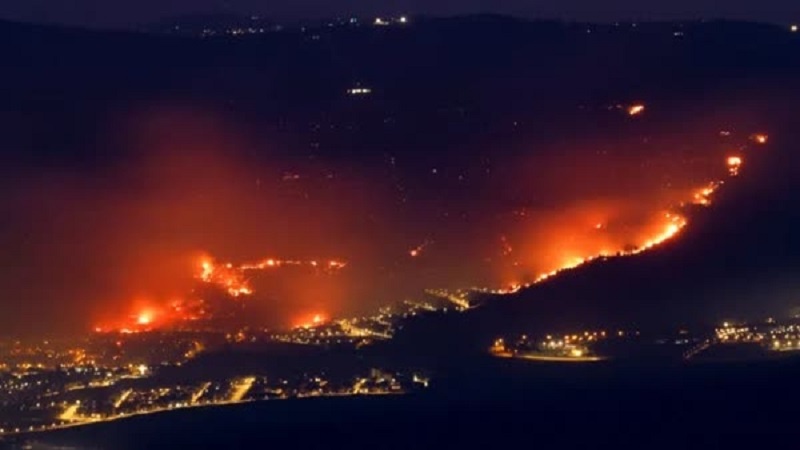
[16,356,800,449]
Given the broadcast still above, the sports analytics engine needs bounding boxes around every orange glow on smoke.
[295,313,328,329]
[492,132,751,296]
[96,252,347,333]
[692,182,720,206]
[76,107,765,334]
[136,311,153,325]
[493,210,690,293]
[196,256,252,298]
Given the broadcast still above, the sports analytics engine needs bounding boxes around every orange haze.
[2,104,761,334]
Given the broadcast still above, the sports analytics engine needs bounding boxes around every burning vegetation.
[0,103,770,335]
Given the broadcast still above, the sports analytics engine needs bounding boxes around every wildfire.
[727,156,742,176]
[93,126,766,335]
[196,258,252,298]
[136,311,153,325]
[328,260,347,270]
[295,313,328,329]
[497,211,688,290]
[494,129,757,297]
[629,213,686,255]
[196,255,347,297]
[96,253,347,334]
[239,257,346,272]
[692,182,720,206]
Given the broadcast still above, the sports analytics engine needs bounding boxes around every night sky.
[0,0,797,28]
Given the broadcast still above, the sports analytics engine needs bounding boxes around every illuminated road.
[113,389,133,409]
[352,378,368,394]
[0,391,405,438]
[191,382,212,404]
[425,289,471,310]
[58,404,83,422]
[683,339,714,360]
[492,351,606,363]
[339,321,392,339]
[229,377,256,402]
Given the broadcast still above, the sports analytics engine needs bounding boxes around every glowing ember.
[692,182,720,206]
[627,104,646,116]
[200,260,214,282]
[409,241,432,258]
[751,134,768,144]
[727,156,742,176]
[500,235,513,256]
[328,260,347,269]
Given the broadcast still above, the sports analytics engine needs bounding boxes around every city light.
[347,87,372,95]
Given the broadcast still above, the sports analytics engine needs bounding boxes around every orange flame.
[294,313,328,329]
[727,156,742,176]
[627,104,646,116]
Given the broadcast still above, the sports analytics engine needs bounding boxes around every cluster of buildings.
[491,317,800,363]
[159,14,411,38]
[268,298,460,347]
[0,306,444,437]
[714,319,800,352]
[0,351,427,437]
[490,329,636,361]
[0,334,212,371]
